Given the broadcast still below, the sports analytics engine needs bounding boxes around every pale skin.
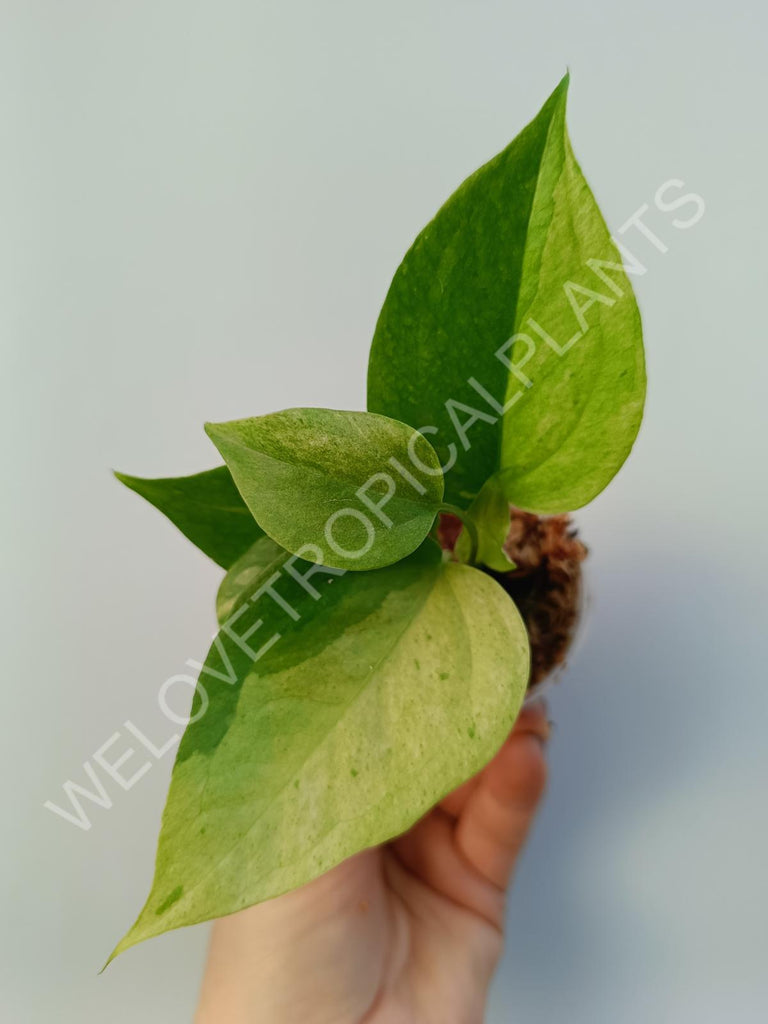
[196,698,550,1024]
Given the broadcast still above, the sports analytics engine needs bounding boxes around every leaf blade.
[367,74,645,513]
[110,543,529,959]
[215,535,290,624]
[114,466,264,569]
[205,408,445,570]
[496,124,645,512]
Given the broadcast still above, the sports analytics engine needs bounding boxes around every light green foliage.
[114,466,264,569]
[367,75,645,513]
[205,408,445,571]
[112,75,646,962]
[110,541,529,958]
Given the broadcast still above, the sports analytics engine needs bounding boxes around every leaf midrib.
[497,93,566,474]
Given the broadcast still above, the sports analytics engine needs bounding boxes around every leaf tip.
[101,910,152,971]
[113,469,147,496]
[98,951,115,975]
[203,420,229,450]
[100,934,128,974]
[552,70,570,106]
[113,469,155,501]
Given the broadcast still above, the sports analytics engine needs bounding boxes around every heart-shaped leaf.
[367,74,645,513]
[205,408,445,570]
[114,466,264,569]
[109,539,529,960]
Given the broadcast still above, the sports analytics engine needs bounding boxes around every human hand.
[196,698,550,1024]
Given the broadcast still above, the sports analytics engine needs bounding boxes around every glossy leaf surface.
[367,75,645,513]
[111,541,529,959]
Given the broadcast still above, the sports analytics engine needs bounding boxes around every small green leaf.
[367,74,645,513]
[205,408,445,571]
[114,466,264,569]
[109,540,529,960]
[215,534,289,624]
[455,478,515,572]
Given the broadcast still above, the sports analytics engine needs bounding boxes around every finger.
[512,696,552,744]
[389,701,550,926]
[439,775,479,818]
[454,703,549,891]
[389,806,507,928]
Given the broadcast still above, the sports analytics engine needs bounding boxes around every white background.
[3,1,767,1020]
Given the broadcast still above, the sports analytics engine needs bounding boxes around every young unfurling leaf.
[455,478,516,572]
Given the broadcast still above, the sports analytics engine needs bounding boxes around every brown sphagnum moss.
[438,510,587,688]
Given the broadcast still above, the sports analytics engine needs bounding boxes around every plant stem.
[439,504,479,565]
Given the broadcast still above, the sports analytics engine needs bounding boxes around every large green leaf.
[114,466,264,569]
[109,540,529,960]
[205,408,445,571]
[367,74,645,513]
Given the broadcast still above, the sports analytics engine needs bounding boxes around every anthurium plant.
[108,74,645,963]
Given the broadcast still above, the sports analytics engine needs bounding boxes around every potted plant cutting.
[108,73,645,963]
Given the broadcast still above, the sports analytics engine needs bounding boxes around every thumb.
[453,698,550,892]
